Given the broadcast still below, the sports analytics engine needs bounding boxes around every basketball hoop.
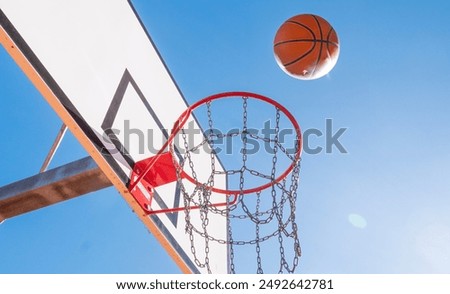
[129,91,302,273]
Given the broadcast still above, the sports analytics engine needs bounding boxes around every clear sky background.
[1,0,450,273]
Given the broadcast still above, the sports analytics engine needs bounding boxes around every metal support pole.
[0,157,112,222]
[40,123,68,173]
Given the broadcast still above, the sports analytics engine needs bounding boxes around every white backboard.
[0,0,227,273]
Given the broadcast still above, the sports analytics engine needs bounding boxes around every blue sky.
[1,0,450,273]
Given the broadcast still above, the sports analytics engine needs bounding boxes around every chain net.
[169,94,302,273]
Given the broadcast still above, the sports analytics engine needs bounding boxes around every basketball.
[274,14,339,80]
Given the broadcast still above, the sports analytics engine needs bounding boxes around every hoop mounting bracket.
[128,152,237,215]
[129,152,178,214]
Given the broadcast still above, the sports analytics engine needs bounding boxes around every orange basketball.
[274,14,339,80]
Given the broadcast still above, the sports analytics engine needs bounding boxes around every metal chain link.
[255,191,263,273]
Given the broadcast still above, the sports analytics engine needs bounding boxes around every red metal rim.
[170,91,302,195]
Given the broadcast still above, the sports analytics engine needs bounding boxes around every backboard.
[0,0,228,273]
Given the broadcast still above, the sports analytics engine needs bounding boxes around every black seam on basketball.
[310,15,324,78]
[282,40,317,67]
[326,28,332,56]
[326,28,333,41]
[274,39,336,47]
[326,41,339,47]
[285,20,317,40]
[326,28,338,53]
